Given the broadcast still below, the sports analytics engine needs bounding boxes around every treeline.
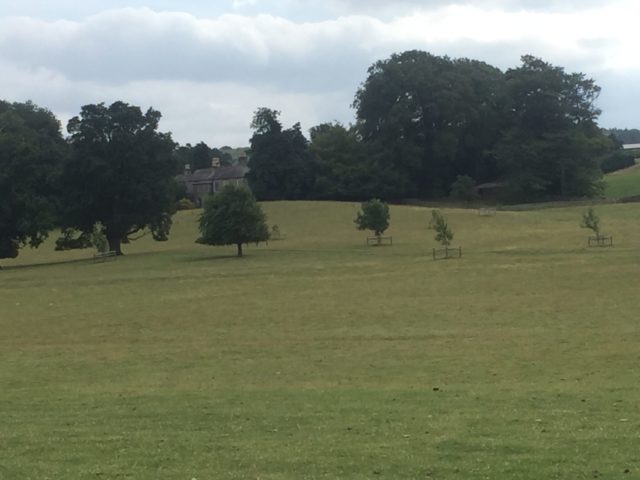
[605,128,640,145]
[248,52,624,202]
[0,99,245,262]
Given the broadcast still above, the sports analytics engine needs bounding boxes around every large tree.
[197,184,269,257]
[246,108,315,200]
[353,50,505,197]
[60,101,176,255]
[0,100,68,261]
[494,55,613,200]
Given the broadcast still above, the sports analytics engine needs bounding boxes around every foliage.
[449,175,479,203]
[353,50,504,197]
[601,150,636,174]
[176,197,196,211]
[430,210,454,246]
[354,199,390,238]
[197,184,269,256]
[581,207,601,237]
[604,128,640,145]
[247,108,315,200]
[59,101,177,255]
[174,141,233,172]
[0,100,68,260]
[494,56,613,201]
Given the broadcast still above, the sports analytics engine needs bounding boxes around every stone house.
[177,157,250,207]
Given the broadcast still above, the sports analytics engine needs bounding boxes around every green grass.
[604,160,640,198]
[2,201,640,478]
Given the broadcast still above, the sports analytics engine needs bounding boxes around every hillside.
[604,159,640,198]
[3,201,640,478]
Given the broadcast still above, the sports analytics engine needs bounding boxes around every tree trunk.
[107,235,123,255]
[237,243,243,257]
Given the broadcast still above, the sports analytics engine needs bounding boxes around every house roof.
[180,165,249,184]
[213,165,249,180]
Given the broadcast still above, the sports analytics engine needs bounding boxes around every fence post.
[459,246,462,258]
[433,248,436,260]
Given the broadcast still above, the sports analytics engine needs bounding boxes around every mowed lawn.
[604,159,640,198]
[2,201,640,479]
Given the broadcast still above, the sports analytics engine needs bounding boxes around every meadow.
[2,201,640,479]
[604,159,640,198]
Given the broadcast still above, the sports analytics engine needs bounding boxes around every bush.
[449,175,479,203]
[176,197,196,210]
[601,151,636,174]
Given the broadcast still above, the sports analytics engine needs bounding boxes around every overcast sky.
[1,0,638,146]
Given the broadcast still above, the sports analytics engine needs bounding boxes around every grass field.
[604,159,640,198]
[2,201,640,479]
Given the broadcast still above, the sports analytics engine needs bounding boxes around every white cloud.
[0,2,638,145]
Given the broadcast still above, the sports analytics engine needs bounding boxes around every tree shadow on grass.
[0,257,92,272]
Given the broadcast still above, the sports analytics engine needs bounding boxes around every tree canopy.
[0,100,68,260]
[59,101,177,255]
[355,199,390,238]
[493,55,613,200]
[197,184,269,257]
[247,108,315,200]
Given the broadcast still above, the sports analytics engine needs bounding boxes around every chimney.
[184,163,191,175]
[211,157,221,168]
[238,155,248,167]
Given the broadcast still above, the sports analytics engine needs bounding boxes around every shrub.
[450,175,479,203]
[176,197,196,210]
[601,151,636,174]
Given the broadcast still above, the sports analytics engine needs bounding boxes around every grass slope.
[2,202,640,479]
[604,160,640,198]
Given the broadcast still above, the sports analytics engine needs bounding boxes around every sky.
[1,0,639,147]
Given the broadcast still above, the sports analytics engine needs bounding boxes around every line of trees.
[249,52,623,202]
[1,100,180,261]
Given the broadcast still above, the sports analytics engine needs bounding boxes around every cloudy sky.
[1,0,638,147]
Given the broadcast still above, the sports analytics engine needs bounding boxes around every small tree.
[355,199,390,244]
[430,210,454,246]
[450,175,479,203]
[581,207,601,239]
[197,185,269,257]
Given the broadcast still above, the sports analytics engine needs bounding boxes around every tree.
[429,210,454,246]
[353,51,505,197]
[60,101,176,255]
[247,107,315,200]
[581,207,601,239]
[309,122,388,200]
[450,175,479,203]
[355,199,390,243]
[494,55,612,200]
[197,184,269,257]
[0,100,68,261]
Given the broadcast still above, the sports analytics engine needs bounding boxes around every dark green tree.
[353,50,505,197]
[450,175,479,203]
[494,55,613,200]
[197,184,269,257]
[310,122,385,200]
[0,100,68,261]
[247,108,314,200]
[355,199,390,243]
[60,101,176,255]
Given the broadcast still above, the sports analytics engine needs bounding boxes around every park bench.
[366,236,392,246]
[433,246,462,260]
[93,250,118,262]
[588,235,613,247]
